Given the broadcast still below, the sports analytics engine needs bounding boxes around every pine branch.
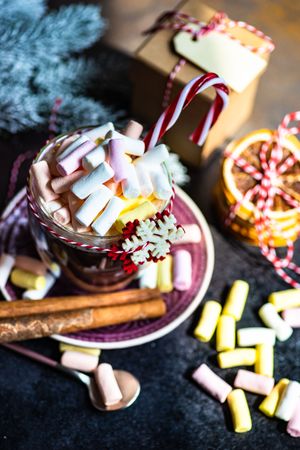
[0,0,46,22]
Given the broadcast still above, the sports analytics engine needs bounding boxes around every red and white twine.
[145,10,275,108]
[225,111,300,288]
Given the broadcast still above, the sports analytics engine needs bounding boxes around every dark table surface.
[0,1,300,449]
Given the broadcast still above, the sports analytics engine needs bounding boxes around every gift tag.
[173,24,267,93]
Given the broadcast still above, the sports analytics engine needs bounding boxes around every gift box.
[131,1,274,166]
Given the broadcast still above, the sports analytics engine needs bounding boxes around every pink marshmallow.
[173,224,201,245]
[173,250,192,291]
[51,170,85,194]
[67,192,89,233]
[56,140,96,176]
[287,400,300,437]
[234,369,275,396]
[108,131,145,156]
[123,120,143,139]
[109,139,131,182]
[53,206,71,225]
[15,256,47,276]
[94,363,123,406]
[61,351,98,373]
[31,161,59,203]
[282,308,300,328]
[192,363,232,403]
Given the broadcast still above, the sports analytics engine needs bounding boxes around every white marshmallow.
[22,272,56,300]
[94,363,123,406]
[139,262,158,289]
[82,143,106,171]
[71,162,114,199]
[85,122,114,142]
[150,164,172,200]
[259,303,293,341]
[56,135,90,162]
[106,130,145,156]
[121,164,141,199]
[92,196,124,236]
[46,199,65,213]
[276,381,300,421]
[237,327,276,347]
[75,186,113,227]
[135,162,153,197]
[0,254,15,288]
[134,144,169,166]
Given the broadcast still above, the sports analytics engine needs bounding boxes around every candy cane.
[144,73,229,149]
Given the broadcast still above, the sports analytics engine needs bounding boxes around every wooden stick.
[0,298,166,343]
[0,288,160,319]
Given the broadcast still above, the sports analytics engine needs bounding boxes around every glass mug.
[28,127,170,292]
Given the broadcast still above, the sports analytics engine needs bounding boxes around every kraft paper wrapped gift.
[131,1,273,166]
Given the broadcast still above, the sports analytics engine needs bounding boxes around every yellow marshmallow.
[10,268,46,290]
[218,348,256,369]
[223,280,249,321]
[119,196,147,213]
[157,255,173,293]
[268,289,300,311]
[59,343,101,357]
[115,201,157,232]
[259,379,289,417]
[216,315,236,352]
[194,300,222,342]
[255,344,274,377]
[227,389,252,433]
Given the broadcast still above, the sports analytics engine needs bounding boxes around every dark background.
[0,1,299,449]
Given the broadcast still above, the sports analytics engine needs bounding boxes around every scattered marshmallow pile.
[0,253,60,300]
[31,120,173,237]
[59,343,123,407]
[192,280,300,436]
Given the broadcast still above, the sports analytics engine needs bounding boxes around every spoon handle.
[1,342,89,384]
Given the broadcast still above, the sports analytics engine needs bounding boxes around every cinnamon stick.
[0,298,166,343]
[0,288,160,319]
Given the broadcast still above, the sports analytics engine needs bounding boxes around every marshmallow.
[223,280,249,321]
[59,343,101,357]
[275,381,300,421]
[282,308,300,327]
[216,315,236,352]
[10,268,46,290]
[15,255,47,276]
[47,199,65,213]
[71,162,114,199]
[82,144,106,171]
[173,224,201,245]
[157,255,173,293]
[56,134,80,158]
[56,139,96,176]
[259,379,289,417]
[56,135,90,161]
[31,161,58,202]
[237,327,276,347]
[94,363,123,406]
[259,303,293,341]
[85,122,114,141]
[49,262,61,278]
[134,162,153,197]
[107,131,145,156]
[67,192,89,233]
[194,300,222,342]
[134,144,169,166]
[51,170,85,194]
[192,363,232,403]
[287,400,300,437]
[115,201,157,233]
[234,369,274,396]
[121,164,141,199]
[109,139,132,182]
[92,196,124,236]
[173,250,192,291]
[104,179,122,196]
[0,254,15,288]
[255,344,274,377]
[61,351,99,373]
[269,289,300,311]
[138,262,158,289]
[227,389,252,433]
[53,206,71,226]
[75,186,113,227]
[150,164,172,200]
[123,120,143,139]
[218,349,256,369]
[22,271,56,300]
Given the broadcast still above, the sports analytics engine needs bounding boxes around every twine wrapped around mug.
[145,10,275,108]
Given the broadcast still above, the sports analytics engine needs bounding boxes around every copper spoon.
[2,342,140,412]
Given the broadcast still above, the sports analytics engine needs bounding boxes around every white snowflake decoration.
[122,214,184,266]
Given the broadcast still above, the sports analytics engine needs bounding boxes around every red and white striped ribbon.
[226,111,300,288]
[145,10,275,108]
